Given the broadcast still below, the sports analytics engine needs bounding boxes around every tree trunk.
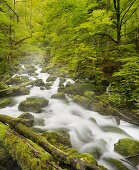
[0,115,100,170]
[0,121,60,170]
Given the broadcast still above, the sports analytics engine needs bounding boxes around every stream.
[0,64,139,170]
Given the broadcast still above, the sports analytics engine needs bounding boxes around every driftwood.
[0,115,101,170]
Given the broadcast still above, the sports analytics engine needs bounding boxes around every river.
[0,64,139,170]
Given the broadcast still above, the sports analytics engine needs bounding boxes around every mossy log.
[0,122,60,170]
[0,115,101,170]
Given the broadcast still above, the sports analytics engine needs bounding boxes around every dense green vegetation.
[0,0,139,108]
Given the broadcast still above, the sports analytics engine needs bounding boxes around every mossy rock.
[35,79,45,87]
[18,112,34,127]
[0,98,13,108]
[114,138,139,156]
[55,129,70,139]
[63,82,95,95]
[65,82,73,87]
[59,77,66,84]
[18,97,49,113]
[45,83,53,86]
[42,132,72,148]
[5,76,22,85]
[0,82,9,90]
[83,91,95,99]
[1,74,11,82]
[46,76,57,82]
[51,92,66,100]
[105,106,119,116]
[18,87,30,95]
[40,86,45,90]
[105,158,129,170]
[73,95,91,108]
[90,101,105,113]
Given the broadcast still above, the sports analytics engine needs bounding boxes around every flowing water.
[1,65,139,170]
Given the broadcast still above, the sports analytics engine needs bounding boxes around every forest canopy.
[0,0,139,107]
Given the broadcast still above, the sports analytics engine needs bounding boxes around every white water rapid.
[0,65,139,170]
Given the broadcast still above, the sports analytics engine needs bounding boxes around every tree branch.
[120,0,137,25]
[121,5,139,26]
[2,0,19,22]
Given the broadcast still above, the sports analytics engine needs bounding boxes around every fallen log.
[0,115,101,170]
[0,121,61,170]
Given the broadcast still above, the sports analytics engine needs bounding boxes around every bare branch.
[2,0,19,22]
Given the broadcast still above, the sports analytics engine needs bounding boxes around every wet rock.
[44,83,52,90]
[105,106,119,116]
[18,96,49,113]
[46,76,57,82]
[90,101,105,113]
[105,158,129,170]
[6,75,22,85]
[55,129,70,139]
[84,91,95,99]
[18,112,34,127]
[35,79,45,87]
[40,86,45,90]
[63,82,95,95]
[0,98,13,108]
[24,64,37,73]
[65,82,72,87]
[114,138,139,166]
[73,95,91,108]
[59,77,66,84]
[51,92,66,99]
[18,87,30,95]
[42,132,72,148]
[101,125,129,136]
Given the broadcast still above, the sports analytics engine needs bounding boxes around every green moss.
[83,91,95,99]
[114,138,139,156]
[105,158,129,170]
[0,98,13,108]
[63,82,95,95]
[35,79,45,87]
[90,101,105,113]
[18,97,49,113]
[46,76,57,82]
[73,95,91,108]
[51,92,66,99]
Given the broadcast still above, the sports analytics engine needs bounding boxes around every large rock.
[35,79,45,87]
[105,158,129,170]
[73,95,91,108]
[46,76,57,82]
[18,97,49,113]
[83,91,95,99]
[51,92,66,99]
[114,138,139,166]
[90,101,105,113]
[24,64,37,73]
[0,98,13,108]
[18,112,34,127]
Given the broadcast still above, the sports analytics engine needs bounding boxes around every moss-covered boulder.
[114,138,139,166]
[51,92,66,100]
[18,112,34,127]
[0,98,13,108]
[63,82,95,95]
[105,106,119,116]
[18,97,49,113]
[46,76,57,82]
[18,87,30,95]
[114,138,139,156]
[65,82,73,87]
[105,158,129,170]
[73,95,91,108]
[40,86,45,90]
[90,101,105,113]
[42,132,72,149]
[5,75,22,85]
[59,77,66,84]
[35,79,45,87]
[83,91,95,99]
